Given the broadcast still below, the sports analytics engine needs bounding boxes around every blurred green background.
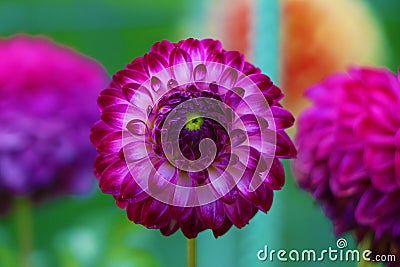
[0,0,399,266]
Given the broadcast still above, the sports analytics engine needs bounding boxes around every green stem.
[15,198,32,267]
[187,238,196,267]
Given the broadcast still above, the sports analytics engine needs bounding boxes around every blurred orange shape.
[281,0,386,116]
[208,0,386,118]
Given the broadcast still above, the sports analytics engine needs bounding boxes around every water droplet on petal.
[167,79,178,89]
[147,105,153,116]
[194,64,207,81]
[151,76,161,91]
[126,119,147,136]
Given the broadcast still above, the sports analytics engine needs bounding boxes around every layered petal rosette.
[293,66,400,264]
[91,38,296,238]
[0,35,108,214]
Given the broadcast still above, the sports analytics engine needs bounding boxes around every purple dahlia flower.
[0,35,108,214]
[90,38,296,238]
[293,66,400,264]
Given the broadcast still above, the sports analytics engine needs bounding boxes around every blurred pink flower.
[293,66,400,265]
[0,35,108,214]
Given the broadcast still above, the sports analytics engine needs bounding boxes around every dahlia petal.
[141,199,171,229]
[331,151,368,196]
[123,141,149,162]
[264,158,285,190]
[148,160,177,195]
[198,200,225,229]
[90,120,113,147]
[121,159,153,198]
[224,87,245,110]
[99,159,128,194]
[212,215,233,238]
[224,194,257,228]
[370,168,397,193]
[143,52,168,76]
[178,38,205,62]
[129,86,155,111]
[127,191,149,204]
[188,171,207,185]
[248,183,274,213]
[356,188,382,225]
[200,39,222,55]
[264,85,283,104]
[275,130,297,158]
[180,209,206,239]
[235,162,267,200]
[173,171,197,207]
[245,74,273,93]
[169,206,193,221]
[113,69,148,86]
[94,154,117,179]
[204,53,225,82]
[395,148,400,185]
[121,82,141,102]
[169,47,193,83]
[97,131,123,153]
[368,103,398,132]
[242,61,260,75]
[126,202,144,224]
[235,94,266,116]
[352,67,400,97]
[236,146,268,172]
[315,134,334,160]
[101,104,129,128]
[160,220,180,236]
[239,114,268,135]
[271,106,295,129]
[223,51,244,71]
[206,50,224,64]
[126,57,146,73]
[364,147,394,172]
[220,68,238,88]
[98,89,127,110]
[304,74,346,102]
[208,166,237,202]
[230,129,247,147]
[219,189,239,205]
[358,117,395,146]
[149,40,175,60]
[114,195,128,209]
[300,165,329,200]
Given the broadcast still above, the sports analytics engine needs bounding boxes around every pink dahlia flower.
[90,38,296,238]
[293,66,400,264]
[0,35,108,214]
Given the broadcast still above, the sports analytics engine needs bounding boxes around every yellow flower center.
[185,113,204,131]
